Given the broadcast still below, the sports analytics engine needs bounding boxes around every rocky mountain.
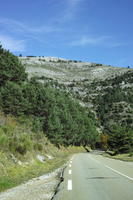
[20,56,130,83]
[20,56,133,136]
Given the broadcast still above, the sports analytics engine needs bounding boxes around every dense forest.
[0,45,99,148]
[92,72,133,153]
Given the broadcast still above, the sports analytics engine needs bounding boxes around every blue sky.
[0,0,133,67]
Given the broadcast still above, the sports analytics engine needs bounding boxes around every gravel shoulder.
[0,167,64,200]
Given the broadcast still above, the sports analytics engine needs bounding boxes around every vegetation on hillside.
[92,73,133,153]
[0,44,99,148]
[32,64,133,154]
[0,112,85,192]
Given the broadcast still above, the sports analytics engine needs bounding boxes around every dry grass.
[103,153,133,162]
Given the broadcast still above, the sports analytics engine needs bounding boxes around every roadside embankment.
[103,152,133,162]
[0,112,85,193]
[0,166,64,200]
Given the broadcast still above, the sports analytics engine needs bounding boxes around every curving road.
[53,153,133,200]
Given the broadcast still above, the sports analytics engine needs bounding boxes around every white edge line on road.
[69,164,72,167]
[68,180,72,190]
[70,161,72,164]
[105,165,133,181]
[69,169,72,175]
[89,155,133,181]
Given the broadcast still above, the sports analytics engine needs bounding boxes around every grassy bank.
[0,112,85,192]
[0,146,84,192]
[103,152,133,162]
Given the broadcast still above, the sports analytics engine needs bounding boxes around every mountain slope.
[20,56,133,153]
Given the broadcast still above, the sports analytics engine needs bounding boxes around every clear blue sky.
[0,0,133,67]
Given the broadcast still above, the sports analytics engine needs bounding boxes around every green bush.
[8,133,33,155]
[108,126,133,154]
[34,143,43,151]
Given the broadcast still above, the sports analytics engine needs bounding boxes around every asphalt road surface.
[53,153,133,200]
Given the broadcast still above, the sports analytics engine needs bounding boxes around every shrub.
[0,128,9,149]
[34,143,43,151]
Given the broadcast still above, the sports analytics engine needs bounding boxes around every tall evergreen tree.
[0,44,27,86]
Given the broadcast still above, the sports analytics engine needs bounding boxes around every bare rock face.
[36,154,45,162]
[20,56,130,83]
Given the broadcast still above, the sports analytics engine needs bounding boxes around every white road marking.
[105,165,133,181]
[70,160,72,164]
[68,180,72,190]
[71,155,75,161]
[89,155,133,181]
[69,164,72,167]
[69,169,72,175]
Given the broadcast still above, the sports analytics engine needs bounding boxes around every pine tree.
[0,44,27,86]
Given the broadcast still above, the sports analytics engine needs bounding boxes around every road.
[53,153,133,200]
